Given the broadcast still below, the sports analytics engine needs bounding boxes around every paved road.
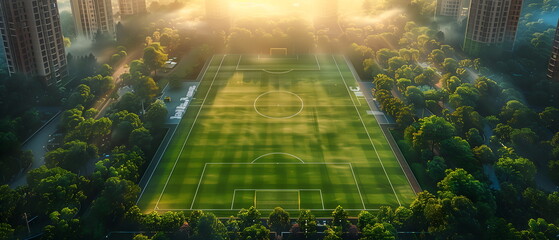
[10,114,62,188]
[95,47,144,119]
[9,46,144,188]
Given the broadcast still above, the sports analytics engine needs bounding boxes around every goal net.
[270,48,288,56]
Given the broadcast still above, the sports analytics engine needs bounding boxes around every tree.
[296,210,317,238]
[499,100,537,128]
[360,223,397,240]
[358,210,375,230]
[414,67,437,86]
[387,56,407,72]
[61,106,85,130]
[129,127,153,153]
[473,145,496,164]
[110,110,143,145]
[67,84,94,107]
[427,156,447,181]
[495,157,536,187]
[522,218,559,239]
[396,78,412,92]
[449,83,480,108]
[395,65,415,80]
[43,207,81,240]
[193,212,227,240]
[510,128,538,148]
[130,60,149,77]
[465,128,483,147]
[238,206,261,229]
[27,166,86,214]
[405,86,425,108]
[240,224,270,240]
[485,217,521,240]
[442,75,461,93]
[438,169,495,209]
[332,205,349,230]
[539,107,559,131]
[0,185,20,222]
[82,75,115,95]
[442,58,458,73]
[448,106,483,135]
[89,177,140,222]
[0,223,14,240]
[45,140,98,171]
[143,45,168,75]
[65,117,112,142]
[113,93,143,113]
[373,74,395,91]
[134,76,159,100]
[268,207,290,234]
[440,137,477,171]
[144,100,168,129]
[323,226,342,240]
[98,64,113,76]
[412,116,456,152]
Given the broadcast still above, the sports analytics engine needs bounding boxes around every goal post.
[270,48,288,56]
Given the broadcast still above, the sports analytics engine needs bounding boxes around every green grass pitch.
[137,54,416,215]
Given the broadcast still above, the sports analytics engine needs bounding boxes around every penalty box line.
[154,55,227,211]
[235,54,322,72]
[189,163,363,210]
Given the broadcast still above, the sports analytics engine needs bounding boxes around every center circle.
[254,91,304,119]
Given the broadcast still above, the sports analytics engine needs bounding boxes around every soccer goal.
[270,48,288,56]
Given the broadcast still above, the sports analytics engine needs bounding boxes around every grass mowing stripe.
[331,55,402,206]
[154,55,227,210]
[138,54,415,214]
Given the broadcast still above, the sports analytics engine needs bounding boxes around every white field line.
[235,55,242,71]
[319,190,325,210]
[135,55,216,206]
[298,190,301,210]
[344,55,418,196]
[235,54,321,71]
[190,163,208,209]
[251,153,304,163]
[231,190,237,209]
[231,189,323,211]
[153,55,227,210]
[349,163,366,209]
[205,162,349,165]
[188,104,357,107]
[155,208,381,211]
[332,55,402,206]
[332,55,361,107]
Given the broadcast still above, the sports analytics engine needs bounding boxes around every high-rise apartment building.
[463,0,523,56]
[547,19,559,81]
[119,0,146,17]
[436,0,470,21]
[71,0,115,39]
[0,0,68,84]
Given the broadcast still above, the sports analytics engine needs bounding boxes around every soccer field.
[137,54,416,215]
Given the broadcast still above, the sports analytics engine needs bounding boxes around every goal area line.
[231,189,324,211]
[180,162,365,211]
